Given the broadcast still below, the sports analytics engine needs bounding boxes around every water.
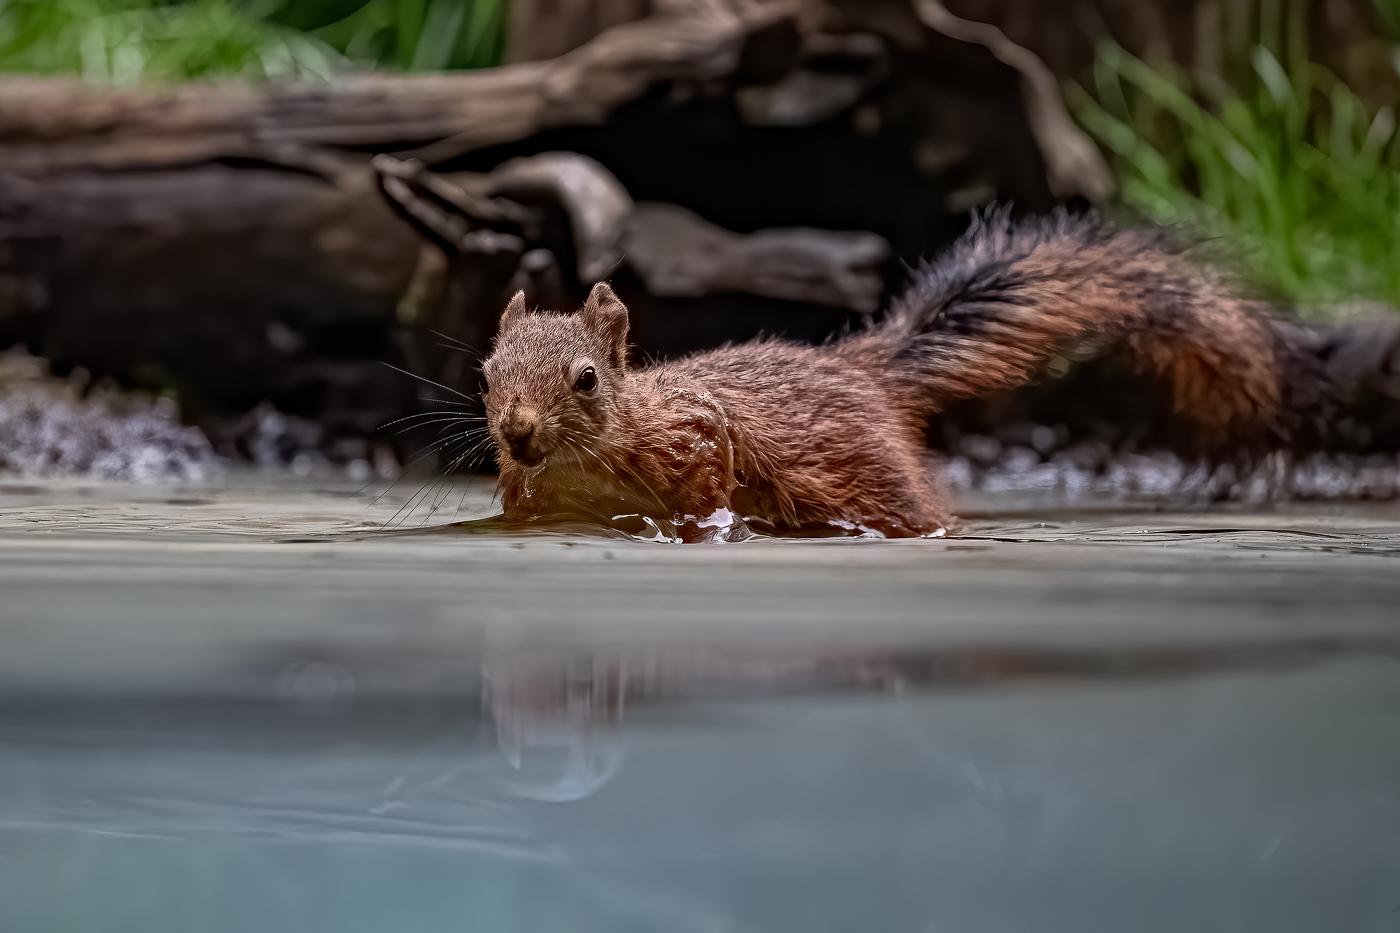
[1,476,1398,932]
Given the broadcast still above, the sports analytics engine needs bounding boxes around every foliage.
[1073,5,1400,313]
[0,0,506,80]
[298,0,505,72]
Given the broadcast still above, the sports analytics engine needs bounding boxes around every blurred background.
[1,0,1398,486]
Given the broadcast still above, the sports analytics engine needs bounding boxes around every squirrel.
[478,209,1358,540]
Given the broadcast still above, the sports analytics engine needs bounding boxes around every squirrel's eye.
[573,366,598,394]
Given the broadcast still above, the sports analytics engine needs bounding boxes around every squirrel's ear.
[581,282,629,370]
[497,291,528,336]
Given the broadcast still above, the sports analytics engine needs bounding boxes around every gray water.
[1,477,1399,932]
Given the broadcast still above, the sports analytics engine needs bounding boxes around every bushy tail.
[848,209,1298,451]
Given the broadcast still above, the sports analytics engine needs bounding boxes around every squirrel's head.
[481,282,630,470]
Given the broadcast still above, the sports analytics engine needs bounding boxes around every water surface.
[1,477,1398,932]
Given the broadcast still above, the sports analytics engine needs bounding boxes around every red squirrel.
[480,210,1314,539]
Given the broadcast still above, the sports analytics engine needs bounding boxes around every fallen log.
[0,7,800,169]
[624,202,888,311]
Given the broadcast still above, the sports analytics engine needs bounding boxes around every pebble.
[0,385,218,483]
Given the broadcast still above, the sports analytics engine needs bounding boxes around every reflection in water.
[473,636,1398,804]
[2,636,1400,932]
[481,637,1398,713]
[481,652,628,802]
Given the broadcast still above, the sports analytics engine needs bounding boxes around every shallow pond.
[0,476,1398,932]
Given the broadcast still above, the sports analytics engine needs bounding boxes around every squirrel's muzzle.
[500,407,545,467]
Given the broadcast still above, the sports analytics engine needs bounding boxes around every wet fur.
[482,210,1340,537]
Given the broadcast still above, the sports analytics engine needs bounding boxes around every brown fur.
[481,210,1302,538]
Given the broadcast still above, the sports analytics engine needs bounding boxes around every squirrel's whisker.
[378,361,473,401]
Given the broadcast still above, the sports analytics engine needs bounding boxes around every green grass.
[0,0,506,81]
[1072,9,1400,314]
[300,0,505,72]
[1376,0,1400,35]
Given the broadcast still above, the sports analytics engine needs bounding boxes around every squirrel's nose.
[504,423,534,457]
[501,413,543,465]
